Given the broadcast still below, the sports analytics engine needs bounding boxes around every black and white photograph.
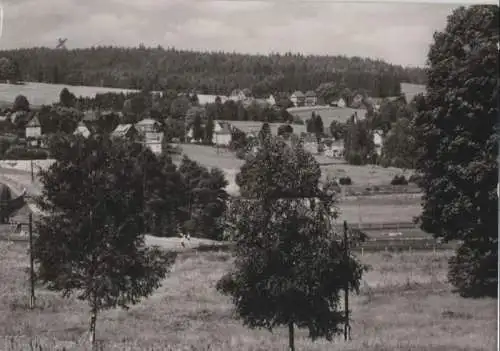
[0,1,497,350]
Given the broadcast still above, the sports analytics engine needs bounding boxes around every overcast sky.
[0,1,466,67]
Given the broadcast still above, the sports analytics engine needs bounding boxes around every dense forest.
[0,46,426,97]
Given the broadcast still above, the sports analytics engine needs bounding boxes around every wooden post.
[28,213,35,309]
[343,220,350,341]
[288,322,295,351]
[30,160,34,182]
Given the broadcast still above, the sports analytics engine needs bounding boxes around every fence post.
[28,213,36,309]
[361,247,364,257]
[343,220,350,341]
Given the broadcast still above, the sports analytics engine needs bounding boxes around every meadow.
[0,82,139,108]
[287,105,367,125]
[0,241,495,351]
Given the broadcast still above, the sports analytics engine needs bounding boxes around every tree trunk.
[288,322,295,351]
[89,308,98,350]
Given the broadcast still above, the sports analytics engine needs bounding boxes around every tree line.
[0,47,426,97]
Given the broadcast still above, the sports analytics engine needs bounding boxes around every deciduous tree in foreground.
[33,135,176,349]
[414,5,498,297]
[218,137,366,350]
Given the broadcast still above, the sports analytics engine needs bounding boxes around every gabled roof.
[305,90,317,97]
[136,118,159,127]
[112,124,135,137]
[26,115,41,127]
[291,91,305,98]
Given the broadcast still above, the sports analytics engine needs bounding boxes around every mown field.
[0,241,495,351]
[287,105,367,125]
[0,82,139,108]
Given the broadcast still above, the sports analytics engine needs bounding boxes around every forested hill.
[0,46,426,97]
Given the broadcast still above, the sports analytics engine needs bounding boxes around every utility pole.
[343,220,350,341]
[28,212,35,309]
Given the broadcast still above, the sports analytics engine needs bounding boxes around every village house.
[135,118,164,154]
[212,121,233,146]
[25,115,42,146]
[304,91,317,106]
[111,124,139,140]
[73,121,91,138]
[290,91,305,107]
[330,97,346,108]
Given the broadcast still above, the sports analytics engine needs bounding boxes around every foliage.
[38,105,83,135]
[277,124,294,139]
[3,146,49,160]
[380,117,418,169]
[390,175,408,186]
[338,176,352,186]
[205,115,215,144]
[0,57,20,83]
[0,47,425,96]
[13,95,30,112]
[178,156,228,240]
[59,88,76,108]
[329,120,347,140]
[33,134,177,347]
[343,114,375,165]
[220,137,365,350]
[414,5,498,297]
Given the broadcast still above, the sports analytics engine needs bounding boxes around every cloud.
[0,0,459,66]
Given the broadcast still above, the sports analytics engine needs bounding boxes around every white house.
[73,121,91,138]
[25,115,42,145]
[330,97,346,108]
[290,91,305,107]
[135,118,164,154]
[373,130,384,156]
[304,91,317,106]
[213,121,233,146]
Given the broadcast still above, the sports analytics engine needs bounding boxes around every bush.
[338,176,352,185]
[235,149,246,160]
[347,153,363,165]
[408,173,422,186]
[390,175,408,186]
[448,243,498,298]
[3,146,49,160]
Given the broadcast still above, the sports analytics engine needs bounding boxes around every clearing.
[287,106,367,125]
[0,241,495,351]
[0,82,139,108]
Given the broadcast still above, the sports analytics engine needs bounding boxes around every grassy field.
[401,82,426,103]
[0,241,495,351]
[0,82,138,107]
[287,106,367,126]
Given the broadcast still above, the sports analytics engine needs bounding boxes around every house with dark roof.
[25,115,42,146]
[111,124,139,139]
[304,91,317,106]
[290,91,305,107]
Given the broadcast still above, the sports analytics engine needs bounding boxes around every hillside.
[0,47,426,98]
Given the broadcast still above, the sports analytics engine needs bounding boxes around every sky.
[0,1,471,67]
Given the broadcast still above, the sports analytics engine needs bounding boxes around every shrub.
[408,173,422,186]
[347,153,363,165]
[3,146,49,160]
[293,115,304,125]
[391,175,408,186]
[235,149,246,160]
[338,176,352,185]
